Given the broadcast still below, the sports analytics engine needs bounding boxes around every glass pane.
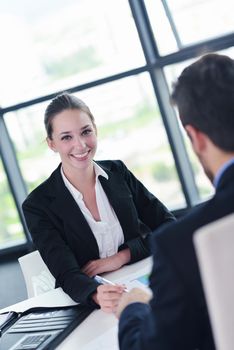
[0,0,145,107]
[144,0,178,55]
[0,158,26,249]
[4,103,57,193]
[166,0,234,46]
[5,74,185,210]
[164,47,234,201]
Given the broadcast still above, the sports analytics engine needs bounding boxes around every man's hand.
[115,288,152,319]
[92,284,126,313]
[81,249,131,277]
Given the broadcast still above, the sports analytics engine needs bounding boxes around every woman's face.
[47,108,97,173]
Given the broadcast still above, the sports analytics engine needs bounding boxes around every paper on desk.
[82,325,119,350]
[1,288,77,314]
[114,267,152,293]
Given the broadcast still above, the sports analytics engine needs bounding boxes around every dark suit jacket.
[119,163,234,350]
[22,160,174,306]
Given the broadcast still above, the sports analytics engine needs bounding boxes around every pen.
[94,275,129,292]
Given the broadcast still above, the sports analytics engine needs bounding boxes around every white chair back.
[18,250,55,298]
[193,213,234,350]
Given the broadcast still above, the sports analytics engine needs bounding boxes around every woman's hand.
[92,284,126,313]
[81,249,131,277]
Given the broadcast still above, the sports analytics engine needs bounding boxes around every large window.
[1,0,234,252]
[5,74,185,209]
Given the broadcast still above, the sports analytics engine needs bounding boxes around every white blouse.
[61,163,124,258]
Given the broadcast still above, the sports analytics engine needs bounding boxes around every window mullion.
[161,0,183,49]
[0,112,32,244]
[129,0,200,207]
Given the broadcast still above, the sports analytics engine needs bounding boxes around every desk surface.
[1,257,152,349]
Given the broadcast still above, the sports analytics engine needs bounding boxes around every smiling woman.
[46,109,98,175]
[22,92,175,313]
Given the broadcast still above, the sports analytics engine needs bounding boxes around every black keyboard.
[13,334,51,349]
[0,305,94,350]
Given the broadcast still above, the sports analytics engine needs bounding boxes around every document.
[1,288,77,314]
[114,266,151,293]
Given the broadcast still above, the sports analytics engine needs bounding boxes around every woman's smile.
[70,150,90,161]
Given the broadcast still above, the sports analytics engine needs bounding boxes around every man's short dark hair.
[171,53,234,151]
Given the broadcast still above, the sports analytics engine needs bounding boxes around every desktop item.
[94,275,129,292]
[0,305,94,350]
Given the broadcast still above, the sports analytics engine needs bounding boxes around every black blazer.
[119,163,234,350]
[22,160,174,305]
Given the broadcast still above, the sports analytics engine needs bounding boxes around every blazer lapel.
[99,172,136,240]
[48,167,99,257]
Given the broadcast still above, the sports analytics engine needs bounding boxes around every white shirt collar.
[60,162,108,200]
[93,161,108,180]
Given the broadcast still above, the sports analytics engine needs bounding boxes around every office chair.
[193,213,234,350]
[18,250,55,298]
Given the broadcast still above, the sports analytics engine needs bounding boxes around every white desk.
[1,257,152,349]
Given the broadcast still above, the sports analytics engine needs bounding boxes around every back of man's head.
[171,53,234,152]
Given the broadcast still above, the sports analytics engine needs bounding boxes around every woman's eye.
[82,129,92,136]
[61,135,72,141]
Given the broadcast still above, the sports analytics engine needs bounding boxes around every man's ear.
[185,125,206,153]
[46,137,57,152]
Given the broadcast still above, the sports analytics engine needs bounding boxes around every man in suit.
[116,53,234,349]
